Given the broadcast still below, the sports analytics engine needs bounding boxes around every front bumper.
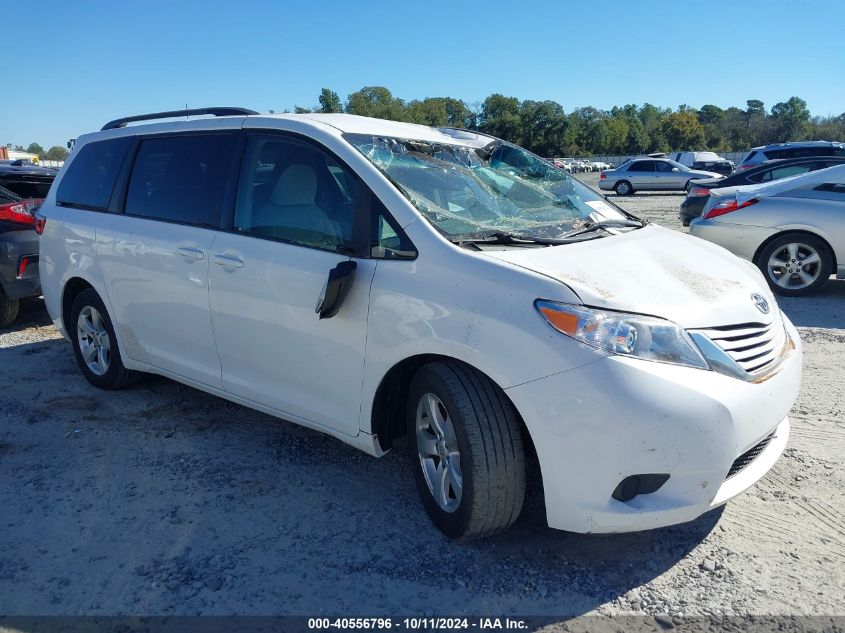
[505,315,801,533]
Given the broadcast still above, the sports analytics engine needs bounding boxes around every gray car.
[735,140,845,173]
[690,164,845,296]
[598,157,722,195]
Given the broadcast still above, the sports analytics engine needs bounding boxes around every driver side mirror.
[672,167,680,172]
[315,260,357,319]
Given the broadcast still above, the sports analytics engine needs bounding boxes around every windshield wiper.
[555,218,644,240]
[450,232,570,246]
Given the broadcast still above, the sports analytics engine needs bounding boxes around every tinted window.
[766,147,843,160]
[627,161,654,172]
[757,164,814,182]
[234,135,359,251]
[125,134,234,225]
[655,161,676,172]
[57,137,131,209]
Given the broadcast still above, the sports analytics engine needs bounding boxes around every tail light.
[600,172,606,179]
[0,199,42,226]
[703,197,759,220]
[687,186,710,197]
[34,211,47,235]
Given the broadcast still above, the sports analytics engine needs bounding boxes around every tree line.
[287,87,845,158]
[10,89,843,162]
[3,142,69,162]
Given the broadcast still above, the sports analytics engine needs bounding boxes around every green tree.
[519,100,568,156]
[601,115,629,154]
[346,86,408,121]
[477,94,521,142]
[26,142,44,157]
[770,96,811,141]
[318,88,343,113]
[407,98,450,126]
[45,146,69,161]
[661,111,705,150]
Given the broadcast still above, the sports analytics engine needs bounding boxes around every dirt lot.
[1,175,843,621]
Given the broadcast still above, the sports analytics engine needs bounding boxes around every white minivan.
[38,108,802,539]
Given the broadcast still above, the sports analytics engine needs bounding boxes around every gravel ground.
[1,175,843,622]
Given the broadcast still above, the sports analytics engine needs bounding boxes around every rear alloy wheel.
[615,180,633,195]
[70,288,143,389]
[407,361,526,540]
[757,234,832,296]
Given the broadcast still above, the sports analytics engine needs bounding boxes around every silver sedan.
[599,157,722,195]
[690,164,845,296]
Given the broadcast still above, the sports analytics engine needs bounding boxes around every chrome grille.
[691,319,787,376]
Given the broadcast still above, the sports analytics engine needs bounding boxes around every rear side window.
[755,164,814,183]
[57,137,131,209]
[628,161,654,172]
[125,134,234,226]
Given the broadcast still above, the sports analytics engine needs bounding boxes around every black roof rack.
[101,107,259,131]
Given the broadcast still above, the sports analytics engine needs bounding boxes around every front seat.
[254,164,340,247]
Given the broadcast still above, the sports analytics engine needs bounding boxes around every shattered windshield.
[346,133,633,241]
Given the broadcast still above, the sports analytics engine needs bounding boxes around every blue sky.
[3,0,843,149]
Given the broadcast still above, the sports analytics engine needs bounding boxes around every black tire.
[615,180,633,195]
[0,287,20,328]
[756,233,833,297]
[407,361,526,540]
[69,288,143,389]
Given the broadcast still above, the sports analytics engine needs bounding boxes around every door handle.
[177,247,205,262]
[213,254,244,269]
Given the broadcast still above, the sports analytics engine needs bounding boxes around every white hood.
[712,163,845,205]
[483,225,777,329]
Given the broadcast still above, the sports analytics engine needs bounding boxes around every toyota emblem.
[752,293,770,314]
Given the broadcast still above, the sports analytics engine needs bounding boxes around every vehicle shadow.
[777,278,845,330]
[0,335,720,619]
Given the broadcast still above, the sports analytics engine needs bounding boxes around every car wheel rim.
[617,183,629,194]
[416,393,463,513]
[77,306,111,376]
[767,242,822,290]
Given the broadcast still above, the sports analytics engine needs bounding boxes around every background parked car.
[680,156,845,226]
[0,161,57,199]
[599,157,722,195]
[0,184,47,326]
[690,164,845,296]
[735,141,845,172]
[552,158,572,172]
[669,151,734,176]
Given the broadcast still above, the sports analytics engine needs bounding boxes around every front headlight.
[535,300,709,370]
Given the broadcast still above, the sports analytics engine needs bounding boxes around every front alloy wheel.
[407,361,526,540]
[416,393,463,512]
